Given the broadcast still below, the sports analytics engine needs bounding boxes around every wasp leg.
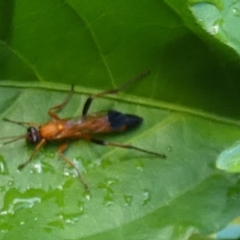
[18,139,46,170]
[48,85,74,120]
[57,143,89,191]
[3,118,40,127]
[82,70,151,116]
[90,138,166,158]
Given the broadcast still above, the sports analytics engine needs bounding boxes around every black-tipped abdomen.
[108,110,143,131]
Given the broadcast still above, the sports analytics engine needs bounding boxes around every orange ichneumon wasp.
[0,70,166,190]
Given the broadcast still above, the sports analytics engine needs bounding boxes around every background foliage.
[0,0,240,239]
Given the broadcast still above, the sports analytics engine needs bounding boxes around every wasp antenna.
[0,135,27,147]
[82,70,151,116]
[3,118,40,127]
[117,69,151,92]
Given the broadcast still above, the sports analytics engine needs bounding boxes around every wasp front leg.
[18,138,46,170]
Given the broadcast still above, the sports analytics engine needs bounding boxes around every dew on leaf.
[189,0,223,10]
[103,192,114,207]
[167,146,173,152]
[8,197,41,214]
[209,21,220,35]
[83,191,91,201]
[142,189,151,205]
[0,227,9,234]
[33,162,42,173]
[135,160,144,171]
[77,200,84,212]
[105,177,119,186]
[232,8,240,17]
[123,194,133,206]
[63,212,83,224]
[7,180,13,186]
[0,155,9,175]
[97,177,118,192]
[231,1,240,17]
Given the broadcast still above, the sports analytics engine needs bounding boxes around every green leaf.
[1,1,240,240]
[0,85,239,240]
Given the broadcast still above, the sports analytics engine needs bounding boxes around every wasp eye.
[27,127,40,143]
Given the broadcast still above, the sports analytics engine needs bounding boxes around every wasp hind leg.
[90,138,166,158]
[82,70,151,116]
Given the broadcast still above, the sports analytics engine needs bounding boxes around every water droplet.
[63,212,83,224]
[57,185,63,191]
[135,160,144,171]
[8,180,13,186]
[103,193,114,207]
[78,201,84,213]
[83,191,91,201]
[97,180,114,192]
[142,189,151,205]
[167,146,173,152]
[123,195,133,206]
[106,177,119,186]
[210,24,219,35]
[19,221,25,225]
[8,197,41,214]
[0,155,8,175]
[189,0,223,10]
[33,162,42,173]
[0,210,8,216]
[63,170,70,177]
[0,228,9,234]
[232,7,240,17]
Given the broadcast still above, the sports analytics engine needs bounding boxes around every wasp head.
[27,127,41,143]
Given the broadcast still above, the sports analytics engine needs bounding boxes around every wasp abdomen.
[108,110,143,131]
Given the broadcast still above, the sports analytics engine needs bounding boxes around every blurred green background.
[1,1,240,240]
